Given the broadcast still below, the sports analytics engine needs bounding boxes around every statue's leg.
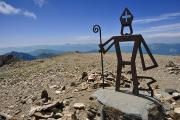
[114,41,123,92]
[131,39,141,95]
[115,62,122,91]
[131,62,139,95]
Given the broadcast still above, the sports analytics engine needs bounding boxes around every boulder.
[92,88,165,120]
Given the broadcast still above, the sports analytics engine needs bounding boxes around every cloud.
[134,12,180,24]
[0,1,37,19]
[33,0,46,7]
[146,32,180,39]
[23,10,37,19]
[137,23,180,33]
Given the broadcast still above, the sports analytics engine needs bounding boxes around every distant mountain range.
[0,43,179,61]
[29,49,62,56]
[5,51,36,61]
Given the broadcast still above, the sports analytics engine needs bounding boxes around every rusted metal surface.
[93,8,158,96]
[120,8,133,35]
[93,25,105,89]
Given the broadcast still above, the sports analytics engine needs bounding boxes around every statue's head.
[120,8,133,35]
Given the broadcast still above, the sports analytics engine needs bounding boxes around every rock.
[61,111,77,120]
[63,99,70,106]
[49,85,59,89]
[73,103,85,109]
[88,73,96,82]
[154,93,162,100]
[55,90,61,94]
[41,102,64,111]
[168,110,176,119]
[124,83,131,88]
[165,89,178,95]
[81,72,88,81]
[87,107,99,120]
[162,102,173,111]
[166,61,176,67]
[106,75,115,81]
[172,92,180,100]
[73,89,79,93]
[89,96,94,101]
[0,112,12,120]
[79,82,88,91]
[41,90,49,103]
[70,82,76,86]
[60,86,66,91]
[20,98,26,104]
[33,112,53,118]
[27,98,33,104]
[54,112,63,118]
[31,96,37,102]
[166,117,173,120]
[175,100,180,108]
[87,110,96,120]
[14,109,22,115]
[92,88,165,120]
[174,107,180,119]
[29,106,42,116]
[29,101,64,116]
[92,81,111,89]
[47,118,56,120]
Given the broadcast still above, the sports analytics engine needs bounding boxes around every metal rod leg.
[115,63,122,91]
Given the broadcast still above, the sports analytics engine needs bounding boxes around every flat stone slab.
[92,88,164,120]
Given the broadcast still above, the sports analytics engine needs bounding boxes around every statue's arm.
[99,37,114,54]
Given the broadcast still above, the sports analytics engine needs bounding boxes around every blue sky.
[0,0,180,48]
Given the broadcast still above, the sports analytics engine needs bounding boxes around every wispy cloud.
[23,10,37,19]
[134,12,180,24]
[136,23,180,42]
[146,32,180,39]
[137,23,180,33]
[33,0,46,7]
[0,1,37,19]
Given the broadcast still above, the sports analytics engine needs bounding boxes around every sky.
[0,0,180,48]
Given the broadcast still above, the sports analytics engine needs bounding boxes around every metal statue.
[93,8,158,96]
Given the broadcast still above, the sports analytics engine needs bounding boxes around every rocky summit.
[0,52,180,120]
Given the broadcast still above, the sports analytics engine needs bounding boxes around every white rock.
[174,107,180,114]
[73,89,79,93]
[172,92,180,97]
[55,90,61,94]
[29,106,41,116]
[73,103,85,109]
[174,107,180,119]
[49,85,58,89]
[88,74,96,81]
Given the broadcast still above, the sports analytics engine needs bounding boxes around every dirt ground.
[0,52,179,119]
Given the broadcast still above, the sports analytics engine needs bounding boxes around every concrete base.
[91,87,165,120]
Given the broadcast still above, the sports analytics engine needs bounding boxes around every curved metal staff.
[93,25,104,89]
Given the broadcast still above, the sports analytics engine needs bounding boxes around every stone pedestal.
[91,88,165,120]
